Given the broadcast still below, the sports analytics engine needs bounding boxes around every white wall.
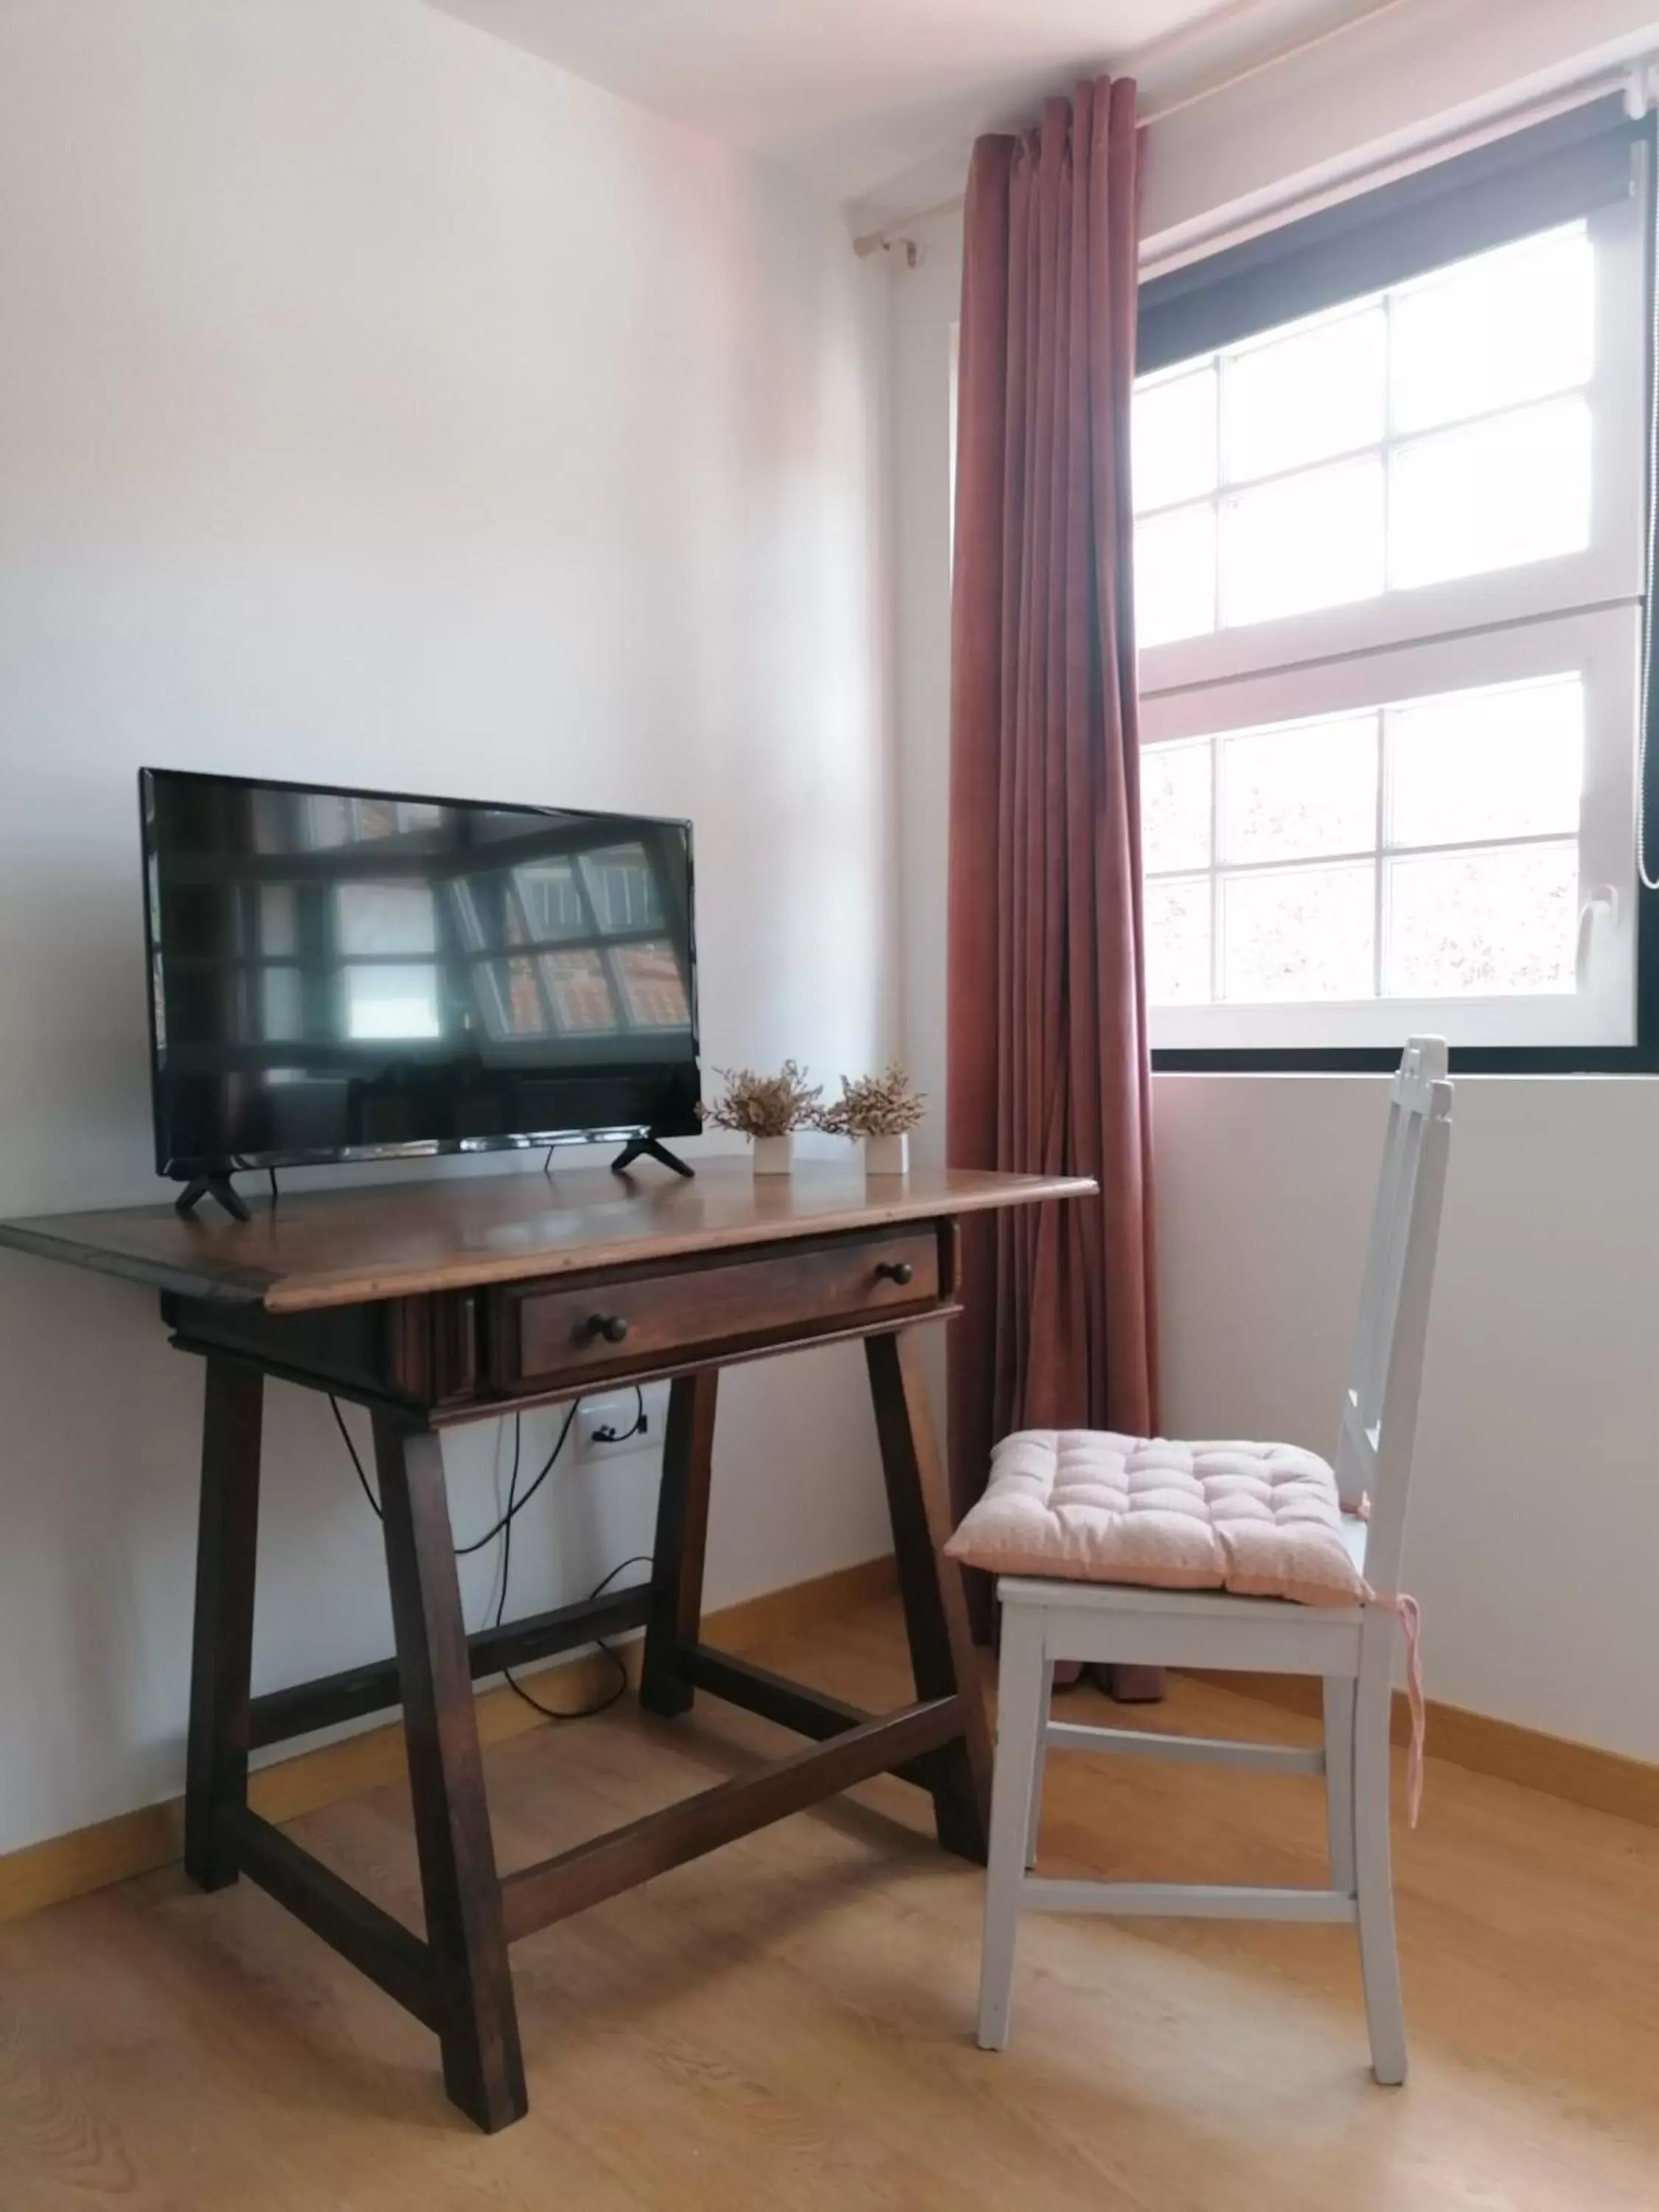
[887,3,1659,1764]
[0,0,896,1856]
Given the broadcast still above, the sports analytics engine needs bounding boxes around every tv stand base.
[611,1135,694,1180]
[175,1172,251,1224]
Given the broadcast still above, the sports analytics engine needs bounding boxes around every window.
[450,842,690,1043]
[334,881,442,1042]
[1133,102,1652,1068]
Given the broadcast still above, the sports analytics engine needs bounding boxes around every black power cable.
[588,1385,646,1446]
[330,1393,382,1520]
[453,1406,577,1557]
[327,1393,650,1724]
[327,1398,577,1554]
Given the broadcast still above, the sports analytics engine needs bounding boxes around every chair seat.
[945,1429,1369,1609]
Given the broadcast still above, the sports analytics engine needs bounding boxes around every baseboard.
[1186,1669,1659,1830]
[0,1551,899,1927]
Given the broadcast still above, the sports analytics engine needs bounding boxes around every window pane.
[1388,675,1583,849]
[540,947,618,1031]
[1221,457,1384,628]
[1134,364,1217,512]
[1135,503,1216,647]
[1389,396,1590,590]
[478,955,547,1037]
[344,964,440,1040]
[1385,841,1577,996]
[1141,739,1211,872]
[1222,303,1385,484]
[1145,876,1212,1004]
[580,846,664,933]
[1220,713,1378,865]
[613,940,691,1026]
[1222,862,1374,1001]
[514,861,585,941]
[258,886,298,957]
[335,882,437,956]
[1391,225,1593,436]
[262,966,303,1042]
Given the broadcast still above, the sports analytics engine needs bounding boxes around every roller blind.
[1138,94,1644,375]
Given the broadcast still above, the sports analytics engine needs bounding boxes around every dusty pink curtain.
[946,77,1158,1637]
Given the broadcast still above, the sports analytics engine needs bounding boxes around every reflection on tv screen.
[142,772,700,1172]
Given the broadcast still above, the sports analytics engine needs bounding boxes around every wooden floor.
[1,1598,1655,2211]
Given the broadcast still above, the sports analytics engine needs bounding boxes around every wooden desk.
[0,1158,1091,2131]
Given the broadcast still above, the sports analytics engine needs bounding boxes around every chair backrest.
[1332,1037,1453,1596]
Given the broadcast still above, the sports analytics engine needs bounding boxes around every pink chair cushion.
[945,1430,1366,1609]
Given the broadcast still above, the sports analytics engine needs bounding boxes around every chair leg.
[1322,1675,1357,1896]
[1352,1632,1407,2086]
[978,1604,1047,2052]
[1024,1658,1054,1870]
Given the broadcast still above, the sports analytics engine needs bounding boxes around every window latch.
[1575,886,1619,992]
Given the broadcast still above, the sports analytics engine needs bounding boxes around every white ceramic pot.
[752,1133,796,1176]
[863,1132,910,1176]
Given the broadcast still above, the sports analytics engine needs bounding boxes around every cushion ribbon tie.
[1361,1585,1425,1827]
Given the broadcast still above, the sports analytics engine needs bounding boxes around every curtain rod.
[850,0,1437,259]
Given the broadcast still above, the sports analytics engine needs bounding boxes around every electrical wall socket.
[577,1382,669,1462]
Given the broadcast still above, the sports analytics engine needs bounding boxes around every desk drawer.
[491,1228,939,1389]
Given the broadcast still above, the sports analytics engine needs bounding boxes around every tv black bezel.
[139,765,701,1181]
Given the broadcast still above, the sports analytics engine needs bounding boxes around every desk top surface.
[0,1160,1096,1313]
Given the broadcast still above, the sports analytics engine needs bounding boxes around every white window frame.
[1138,195,1649,1058]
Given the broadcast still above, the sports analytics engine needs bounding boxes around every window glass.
[1133,363,1217,512]
[1386,676,1583,846]
[1388,396,1590,590]
[1384,842,1578,996]
[1222,303,1385,483]
[1222,863,1374,1001]
[1389,225,1594,435]
[1141,739,1211,872]
[1135,504,1217,647]
[1141,668,1598,1017]
[1150,876,1212,1009]
[1220,457,1385,628]
[1144,877,1211,1004]
[1220,714,1378,865]
[1135,219,1601,648]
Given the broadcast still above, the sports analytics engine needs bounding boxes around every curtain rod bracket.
[853,232,925,268]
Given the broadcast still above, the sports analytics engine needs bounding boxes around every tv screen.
[139,768,700,1177]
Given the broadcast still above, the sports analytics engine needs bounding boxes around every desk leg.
[866,1330,992,1863]
[639,1370,719,1718]
[373,1416,526,2133]
[184,1358,264,1891]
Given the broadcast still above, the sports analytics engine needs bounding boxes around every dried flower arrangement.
[700,1060,823,1141]
[817,1065,926,1141]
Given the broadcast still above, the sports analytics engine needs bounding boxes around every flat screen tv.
[140,768,700,1205]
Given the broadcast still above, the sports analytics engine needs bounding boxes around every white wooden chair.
[973,1037,1453,2083]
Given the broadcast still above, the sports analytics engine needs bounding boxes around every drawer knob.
[586,1312,630,1345]
[876,1259,914,1287]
